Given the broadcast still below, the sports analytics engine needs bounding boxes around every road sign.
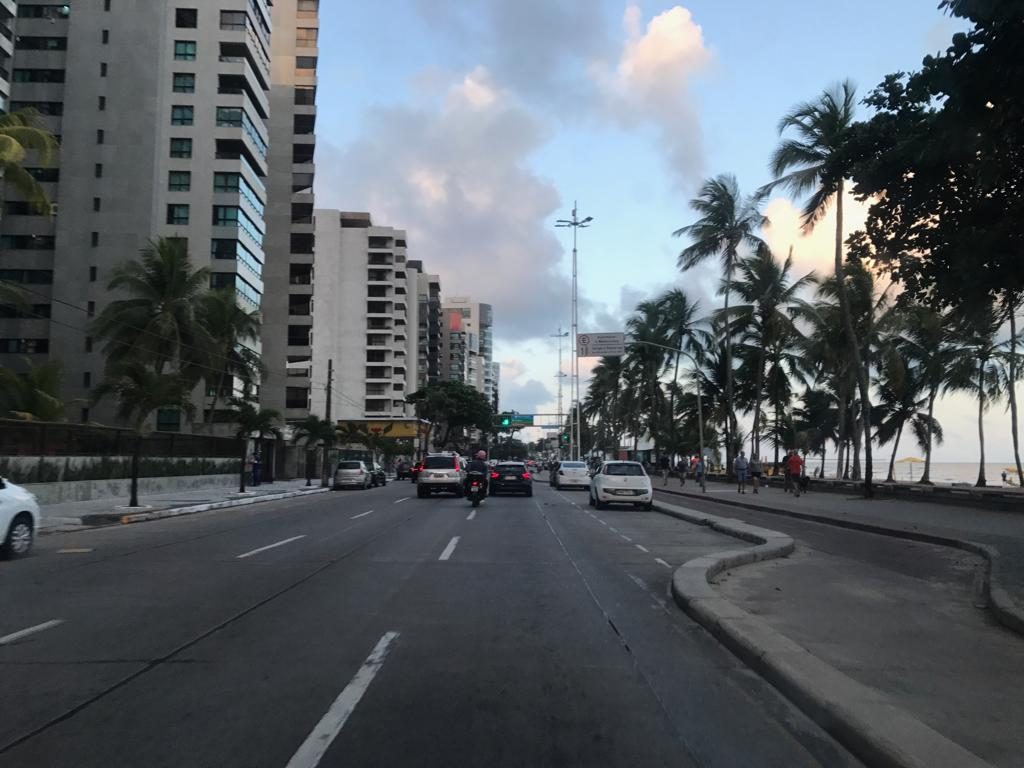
[511,414,534,427]
[577,332,625,357]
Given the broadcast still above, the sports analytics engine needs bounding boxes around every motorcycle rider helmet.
[476,450,487,460]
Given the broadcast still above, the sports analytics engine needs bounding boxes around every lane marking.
[56,548,93,554]
[609,527,618,533]
[598,520,608,526]
[466,510,477,521]
[393,497,410,504]
[350,510,374,519]
[236,535,306,559]
[285,631,400,768]
[0,619,64,646]
[620,535,633,542]
[635,544,650,553]
[439,536,460,561]
[655,558,672,569]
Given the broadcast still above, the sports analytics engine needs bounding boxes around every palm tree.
[92,362,194,507]
[583,356,626,456]
[231,400,281,493]
[198,289,262,427]
[291,415,336,487]
[874,350,943,482]
[763,80,877,496]
[793,387,838,477]
[722,247,814,459]
[0,358,67,421]
[0,109,60,213]
[674,174,768,475]
[656,289,703,454]
[92,237,209,378]
[1001,291,1023,487]
[625,300,669,454]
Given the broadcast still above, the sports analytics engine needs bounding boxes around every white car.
[417,453,465,497]
[551,461,590,490]
[1,477,40,559]
[589,461,654,510]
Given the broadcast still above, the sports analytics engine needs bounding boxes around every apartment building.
[310,210,418,421]
[441,297,496,403]
[260,0,319,422]
[409,262,441,391]
[0,0,17,113]
[0,1,274,429]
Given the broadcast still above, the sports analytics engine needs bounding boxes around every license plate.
[504,475,517,480]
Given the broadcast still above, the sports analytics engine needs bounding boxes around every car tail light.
[490,472,499,479]
[522,472,531,480]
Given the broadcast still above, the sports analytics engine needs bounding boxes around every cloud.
[500,378,555,415]
[317,67,571,340]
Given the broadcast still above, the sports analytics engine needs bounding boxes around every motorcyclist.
[464,450,490,496]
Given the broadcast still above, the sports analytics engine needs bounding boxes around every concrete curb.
[657,500,994,768]
[657,486,1024,639]
[76,487,331,527]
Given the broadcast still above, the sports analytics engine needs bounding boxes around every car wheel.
[525,488,533,497]
[643,502,654,511]
[595,497,608,510]
[2,513,35,559]
[588,492,595,507]
[417,486,429,498]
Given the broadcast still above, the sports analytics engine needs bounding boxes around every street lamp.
[550,328,569,459]
[556,203,593,461]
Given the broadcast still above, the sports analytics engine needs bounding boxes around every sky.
[313,1,1018,463]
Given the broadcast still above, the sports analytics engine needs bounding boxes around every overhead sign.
[577,332,626,357]
[498,414,535,427]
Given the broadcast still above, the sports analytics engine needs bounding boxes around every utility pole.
[323,359,334,487]
[556,204,593,461]
[550,328,568,458]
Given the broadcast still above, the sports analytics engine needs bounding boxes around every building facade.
[441,297,495,404]
[260,0,318,423]
[0,1,274,429]
[0,0,17,113]
[310,210,417,421]
[410,263,441,391]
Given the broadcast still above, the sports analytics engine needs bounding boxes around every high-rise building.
[0,0,17,113]
[441,297,495,402]
[0,1,274,429]
[440,307,468,384]
[260,0,319,423]
[310,210,418,420]
[410,263,441,391]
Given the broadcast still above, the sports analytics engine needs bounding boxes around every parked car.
[332,460,372,490]
[395,460,412,480]
[550,460,590,490]
[369,463,387,487]
[0,477,40,559]
[589,461,653,510]
[409,460,424,483]
[490,462,534,497]
[417,453,464,497]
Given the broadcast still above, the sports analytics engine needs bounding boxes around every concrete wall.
[25,473,239,505]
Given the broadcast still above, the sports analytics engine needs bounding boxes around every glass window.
[171,105,193,125]
[173,73,195,93]
[295,87,316,106]
[219,10,245,30]
[155,408,181,432]
[175,8,197,28]
[604,463,645,476]
[170,137,193,158]
[168,171,191,191]
[213,172,240,192]
[216,106,243,127]
[296,56,317,70]
[166,204,190,225]
[296,28,318,47]
[174,40,196,60]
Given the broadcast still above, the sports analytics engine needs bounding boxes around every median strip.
[236,535,306,560]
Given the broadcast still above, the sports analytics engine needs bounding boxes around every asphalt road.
[1,478,860,767]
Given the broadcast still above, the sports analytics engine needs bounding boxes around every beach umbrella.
[895,456,924,480]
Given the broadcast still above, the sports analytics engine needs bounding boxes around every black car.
[490,462,533,496]
[395,460,412,480]
[369,463,387,487]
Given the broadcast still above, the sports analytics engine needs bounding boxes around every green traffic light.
[501,417,511,426]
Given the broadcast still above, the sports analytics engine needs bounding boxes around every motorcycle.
[466,471,487,508]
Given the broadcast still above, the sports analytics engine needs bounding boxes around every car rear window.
[497,464,525,471]
[337,461,362,470]
[424,456,457,469]
[605,463,645,476]
[561,462,586,469]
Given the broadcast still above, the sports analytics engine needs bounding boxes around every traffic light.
[561,433,569,443]
[500,414,512,427]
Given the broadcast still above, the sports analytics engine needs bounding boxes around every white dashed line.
[598,520,608,526]
[655,558,672,569]
[620,535,633,542]
[466,509,476,521]
[439,536,460,561]
[635,544,649,553]
[350,510,374,519]
[236,535,306,559]
[0,619,64,646]
[285,631,400,768]
[608,527,618,533]
[393,497,410,504]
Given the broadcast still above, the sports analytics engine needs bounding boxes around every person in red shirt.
[786,451,805,498]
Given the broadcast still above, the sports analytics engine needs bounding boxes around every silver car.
[332,460,372,490]
[551,461,590,490]
[1,477,40,559]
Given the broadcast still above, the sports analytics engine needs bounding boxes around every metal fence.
[0,419,244,458]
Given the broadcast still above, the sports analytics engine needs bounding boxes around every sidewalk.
[38,478,325,530]
[659,480,1024,607]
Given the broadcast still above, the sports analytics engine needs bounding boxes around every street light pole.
[550,328,569,458]
[556,203,593,462]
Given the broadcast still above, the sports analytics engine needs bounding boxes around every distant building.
[411,265,441,390]
[0,0,16,113]
[441,298,496,405]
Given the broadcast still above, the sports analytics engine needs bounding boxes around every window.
[288,325,311,347]
[0,339,50,354]
[166,204,190,225]
[296,56,317,71]
[170,137,193,158]
[95,163,103,178]
[215,106,242,127]
[105,0,110,10]
[89,266,98,282]
[297,0,318,17]
[175,8,197,27]
[171,105,193,125]
[91,232,99,246]
[0,269,54,284]
[0,235,55,250]
[286,387,309,409]
[15,37,68,51]
[603,463,646,476]
[168,171,191,191]
[83,372,92,388]
[102,29,109,44]
[100,62,107,77]
[174,40,196,60]
[96,129,105,144]
[173,73,195,93]
[93,197,101,212]
[87,301,95,318]
[296,28,318,47]
[18,4,71,17]
[12,68,66,83]
[85,336,93,352]
[9,101,63,116]
[98,95,106,110]
[155,408,181,432]
[289,295,311,316]
[213,172,240,192]
[220,10,246,30]
[81,408,90,424]
[295,87,316,106]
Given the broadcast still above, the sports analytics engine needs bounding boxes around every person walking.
[787,450,805,498]
[658,454,671,486]
[676,460,687,487]
[695,456,705,490]
[783,450,794,493]
[734,451,749,494]
[749,455,763,494]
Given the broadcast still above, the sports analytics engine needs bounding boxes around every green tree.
[0,358,67,421]
[291,415,336,488]
[0,109,60,212]
[874,350,943,482]
[673,174,768,475]
[92,362,194,507]
[199,289,262,427]
[231,400,281,493]
[764,80,877,496]
[583,356,627,457]
[625,300,671,454]
[656,289,703,456]
[405,381,494,451]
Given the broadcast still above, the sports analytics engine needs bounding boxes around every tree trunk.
[773,400,780,470]
[976,360,987,487]
[820,445,826,478]
[723,254,735,479]
[833,180,874,497]
[886,423,903,482]
[844,437,852,479]
[129,433,142,507]
[669,350,681,454]
[752,345,766,458]
[305,448,313,486]
[920,389,937,484]
[206,362,227,429]
[852,403,862,481]
[239,440,248,493]
[1008,300,1023,487]
[321,441,331,488]
[835,381,848,479]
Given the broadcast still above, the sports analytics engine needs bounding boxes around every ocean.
[804,460,1022,487]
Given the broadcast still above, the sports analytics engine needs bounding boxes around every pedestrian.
[787,450,805,498]
[658,454,670,486]
[783,451,793,493]
[252,452,262,486]
[749,455,763,494]
[734,451,749,494]
[676,460,687,487]
[695,456,705,489]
